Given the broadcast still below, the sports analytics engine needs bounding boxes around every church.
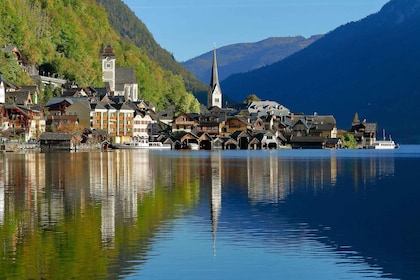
[208,47,222,108]
[102,45,138,102]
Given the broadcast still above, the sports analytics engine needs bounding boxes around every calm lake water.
[1,146,420,279]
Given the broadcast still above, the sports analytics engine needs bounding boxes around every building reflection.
[210,152,222,256]
[89,151,153,247]
[0,151,156,249]
[245,152,395,204]
[0,149,398,278]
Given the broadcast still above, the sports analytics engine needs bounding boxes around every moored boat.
[113,139,171,150]
[188,143,199,150]
[370,130,399,149]
[371,140,399,149]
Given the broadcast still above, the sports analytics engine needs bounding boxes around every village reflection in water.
[0,149,397,279]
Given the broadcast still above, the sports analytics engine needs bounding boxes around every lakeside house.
[39,132,72,151]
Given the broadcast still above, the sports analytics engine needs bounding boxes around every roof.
[39,132,72,141]
[364,123,377,133]
[293,119,311,130]
[115,67,136,90]
[5,91,32,105]
[45,97,88,107]
[290,136,326,143]
[247,100,290,117]
[102,45,116,59]
[310,123,335,131]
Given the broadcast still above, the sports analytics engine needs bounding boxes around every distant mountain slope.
[221,0,420,143]
[182,36,322,84]
[97,0,208,95]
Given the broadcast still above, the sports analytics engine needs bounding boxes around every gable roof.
[5,91,32,105]
[45,97,87,107]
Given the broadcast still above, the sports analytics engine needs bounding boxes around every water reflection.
[0,150,200,279]
[0,148,416,280]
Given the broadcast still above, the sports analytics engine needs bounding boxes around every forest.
[0,0,200,112]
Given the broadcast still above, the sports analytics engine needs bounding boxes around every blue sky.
[122,0,389,62]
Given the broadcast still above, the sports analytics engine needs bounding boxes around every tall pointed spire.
[208,45,223,108]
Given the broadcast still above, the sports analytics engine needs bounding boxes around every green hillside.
[0,0,199,112]
[96,0,208,95]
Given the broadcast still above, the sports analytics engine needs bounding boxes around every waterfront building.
[66,100,134,143]
[132,112,157,139]
[172,113,198,133]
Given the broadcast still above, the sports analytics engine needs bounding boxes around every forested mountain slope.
[221,0,420,143]
[0,0,199,112]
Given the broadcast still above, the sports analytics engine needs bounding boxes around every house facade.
[66,100,134,143]
[172,113,198,133]
[132,112,157,139]
[222,116,251,136]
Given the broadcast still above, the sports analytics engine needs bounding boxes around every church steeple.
[208,46,223,108]
[102,44,116,92]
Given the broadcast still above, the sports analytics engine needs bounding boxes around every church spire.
[210,46,219,90]
[208,46,223,108]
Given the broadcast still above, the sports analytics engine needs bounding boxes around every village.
[0,45,378,152]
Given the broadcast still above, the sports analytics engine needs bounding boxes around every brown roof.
[39,132,72,141]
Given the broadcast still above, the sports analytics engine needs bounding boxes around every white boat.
[188,143,199,150]
[371,140,399,149]
[114,139,171,150]
[370,130,399,149]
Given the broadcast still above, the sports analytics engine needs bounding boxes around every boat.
[113,139,171,150]
[371,140,399,149]
[370,130,399,149]
[188,143,199,150]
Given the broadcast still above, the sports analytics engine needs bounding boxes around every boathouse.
[39,132,72,151]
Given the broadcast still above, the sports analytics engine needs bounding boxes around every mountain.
[182,36,322,84]
[96,0,208,95]
[0,0,200,112]
[221,0,420,143]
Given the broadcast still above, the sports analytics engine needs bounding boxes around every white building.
[132,113,158,139]
[0,73,5,104]
[102,45,138,102]
[207,47,222,108]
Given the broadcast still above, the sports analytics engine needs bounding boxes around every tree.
[244,94,261,104]
[342,133,357,149]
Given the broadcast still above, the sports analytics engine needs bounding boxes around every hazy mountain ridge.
[221,0,420,143]
[182,36,322,84]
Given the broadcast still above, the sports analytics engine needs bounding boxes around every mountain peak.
[379,0,420,24]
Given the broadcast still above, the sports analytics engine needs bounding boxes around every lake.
[1,146,420,279]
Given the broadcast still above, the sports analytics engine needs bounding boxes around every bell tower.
[102,44,116,92]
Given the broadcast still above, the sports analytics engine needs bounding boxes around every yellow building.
[66,100,134,143]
